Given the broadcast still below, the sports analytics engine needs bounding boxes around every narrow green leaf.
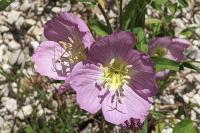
[133,28,148,53]
[182,62,200,73]
[89,19,109,36]
[173,119,199,133]
[138,120,148,133]
[0,0,15,11]
[178,0,188,7]
[24,125,34,133]
[145,18,163,24]
[152,57,180,71]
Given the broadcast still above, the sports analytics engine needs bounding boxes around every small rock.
[183,95,190,104]
[161,127,173,133]
[193,94,200,105]
[25,19,36,25]
[20,0,31,11]
[22,105,33,116]
[0,26,9,32]
[15,16,25,30]
[8,49,21,65]
[8,40,21,50]
[1,97,17,113]
[6,10,20,24]
[30,41,39,50]
[191,110,196,121]
[185,74,193,82]
[194,74,200,83]
[52,7,61,13]
[0,117,4,128]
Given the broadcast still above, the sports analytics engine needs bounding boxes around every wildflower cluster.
[33,12,190,128]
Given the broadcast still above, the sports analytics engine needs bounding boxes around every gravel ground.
[0,0,200,133]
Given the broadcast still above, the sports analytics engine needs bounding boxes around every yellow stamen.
[102,58,131,91]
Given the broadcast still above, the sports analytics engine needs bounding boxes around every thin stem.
[98,3,112,33]
[119,0,123,29]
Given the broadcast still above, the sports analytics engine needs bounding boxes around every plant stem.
[119,0,123,29]
[98,3,112,33]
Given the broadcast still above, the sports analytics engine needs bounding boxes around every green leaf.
[173,119,199,133]
[152,57,180,71]
[133,27,148,53]
[155,122,166,133]
[24,125,34,133]
[122,0,149,29]
[138,120,148,133]
[178,0,188,7]
[145,18,163,24]
[89,19,109,36]
[181,62,200,73]
[0,0,15,11]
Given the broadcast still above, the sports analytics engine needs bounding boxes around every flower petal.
[155,69,170,80]
[149,37,190,61]
[123,85,151,123]
[32,41,68,80]
[44,12,94,48]
[124,50,157,98]
[70,62,103,114]
[102,92,129,125]
[87,31,136,64]
[58,76,71,94]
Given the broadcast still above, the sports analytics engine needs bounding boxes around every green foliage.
[0,0,14,11]
[89,18,109,36]
[181,62,200,73]
[138,120,148,133]
[178,0,188,8]
[77,0,97,5]
[152,57,180,72]
[122,0,150,30]
[173,119,199,133]
[133,27,148,53]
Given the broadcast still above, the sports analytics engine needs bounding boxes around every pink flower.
[70,31,157,127]
[32,12,94,93]
[149,37,190,80]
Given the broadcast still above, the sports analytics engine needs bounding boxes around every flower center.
[59,37,86,64]
[102,58,132,91]
[153,47,167,57]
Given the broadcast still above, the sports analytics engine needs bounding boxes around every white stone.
[8,49,21,65]
[6,10,20,24]
[0,117,4,128]
[15,16,25,30]
[25,19,36,25]
[1,64,11,73]
[193,94,200,105]
[191,110,197,121]
[1,97,17,112]
[30,41,39,50]
[52,7,61,13]
[20,0,31,11]
[183,95,190,104]
[8,40,21,50]
[194,74,200,82]
[0,26,9,32]
[22,105,33,116]
[162,127,173,133]
[185,74,193,82]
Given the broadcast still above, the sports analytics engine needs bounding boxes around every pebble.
[15,16,25,30]
[25,19,36,25]
[193,94,200,105]
[6,10,20,24]
[0,117,4,128]
[52,7,61,13]
[8,40,21,50]
[0,25,9,32]
[1,97,17,113]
